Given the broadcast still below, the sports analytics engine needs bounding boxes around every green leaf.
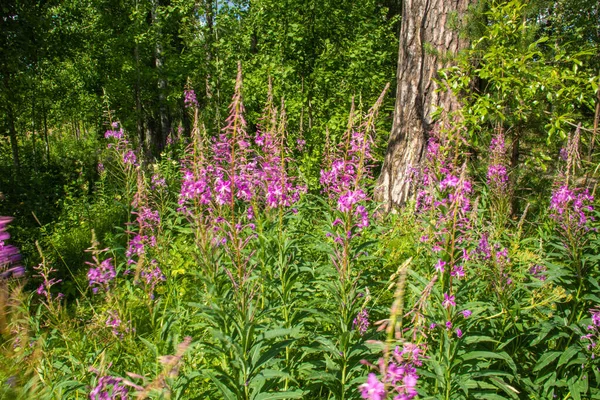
[253,390,304,400]
[557,346,579,367]
[533,352,561,372]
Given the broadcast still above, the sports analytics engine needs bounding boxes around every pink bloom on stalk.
[529,264,547,281]
[296,138,306,151]
[184,89,198,108]
[550,185,594,229]
[151,174,166,190]
[442,293,455,308]
[592,309,600,327]
[435,259,446,273]
[487,164,508,186]
[456,328,463,338]
[123,150,136,165]
[90,375,128,400]
[440,174,459,190]
[87,258,116,293]
[387,362,405,384]
[104,128,124,140]
[402,370,419,398]
[398,343,423,366]
[461,309,472,318]
[359,373,386,400]
[215,177,232,205]
[337,189,366,213]
[451,265,465,279]
[355,205,369,228]
[353,308,369,336]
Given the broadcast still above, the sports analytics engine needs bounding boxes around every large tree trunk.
[376,0,470,209]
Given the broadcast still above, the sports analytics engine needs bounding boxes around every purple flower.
[88,258,116,293]
[550,184,594,231]
[123,150,137,165]
[104,129,124,140]
[359,373,386,400]
[337,189,367,213]
[461,310,472,318]
[456,328,463,338]
[151,174,166,190]
[0,217,24,280]
[140,264,166,298]
[184,89,198,108]
[529,264,547,281]
[487,164,508,187]
[137,207,160,226]
[440,174,459,190]
[592,309,600,327]
[353,308,369,336]
[435,259,446,273]
[89,375,128,400]
[442,293,456,309]
[451,265,465,279]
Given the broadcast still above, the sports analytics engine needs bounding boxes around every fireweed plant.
[529,126,600,399]
[316,84,389,399]
[178,64,313,399]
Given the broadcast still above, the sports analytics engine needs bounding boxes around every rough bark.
[376,0,470,209]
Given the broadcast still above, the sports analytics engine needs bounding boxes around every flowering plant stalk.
[316,85,388,398]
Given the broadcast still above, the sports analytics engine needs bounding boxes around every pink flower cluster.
[320,128,374,229]
[353,308,370,336]
[89,374,128,400]
[178,68,304,220]
[487,131,509,192]
[184,89,198,109]
[359,344,422,400]
[0,217,24,280]
[550,184,594,231]
[88,258,116,294]
[581,308,600,356]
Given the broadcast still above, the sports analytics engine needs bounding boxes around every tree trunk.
[376,0,470,209]
[152,0,169,154]
[7,104,20,173]
[134,43,145,152]
[42,99,50,164]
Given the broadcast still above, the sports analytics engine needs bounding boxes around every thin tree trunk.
[376,0,470,210]
[31,91,37,163]
[134,43,145,152]
[42,99,50,164]
[152,0,169,153]
[8,104,20,173]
